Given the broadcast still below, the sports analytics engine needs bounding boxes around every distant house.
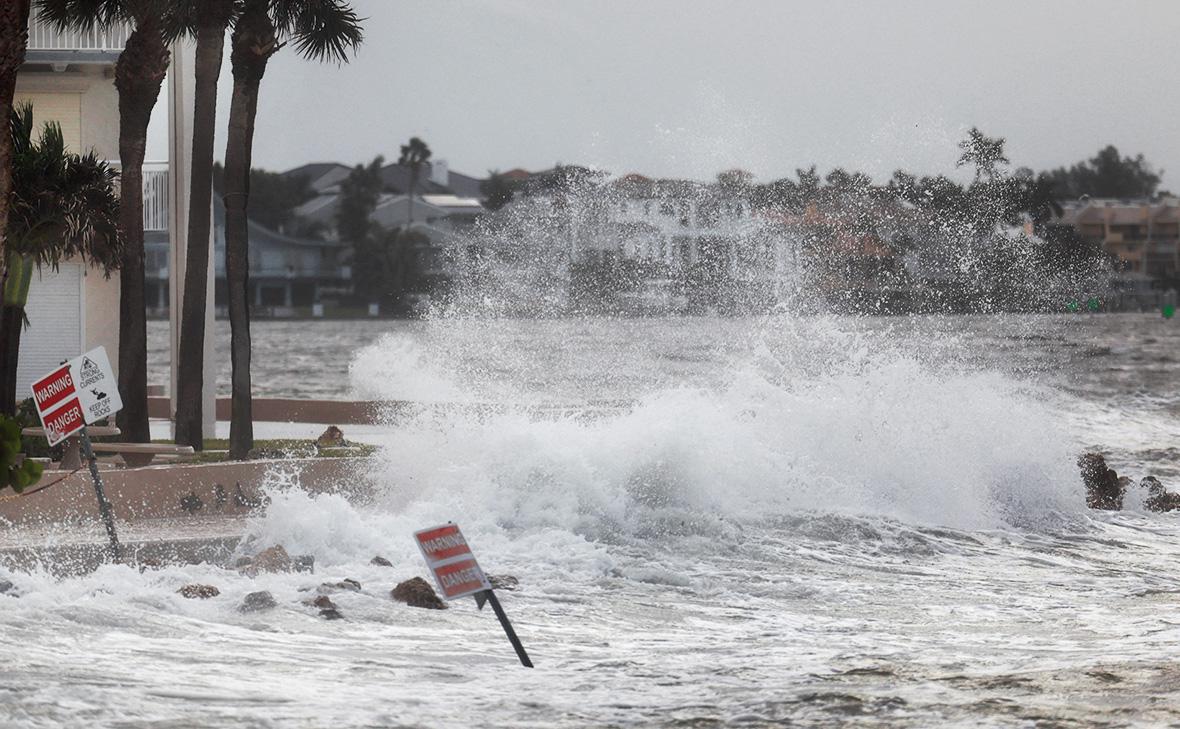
[1058,197,1180,280]
[144,158,487,314]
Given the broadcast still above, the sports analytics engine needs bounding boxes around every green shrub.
[1,414,43,493]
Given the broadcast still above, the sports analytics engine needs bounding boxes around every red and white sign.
[30,346,122,446]
[414,523,492,600]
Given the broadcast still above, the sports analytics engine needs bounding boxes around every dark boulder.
[370,556,393,567]
[178,584,220,599]
[391,577,447,610]
[1079,453,1124,510]
[316,426,345,448]
[1140,476,1180,512]
[239,590,277,612]
[0,579,15,596]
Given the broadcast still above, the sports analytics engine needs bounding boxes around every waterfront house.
[13,9,129,396]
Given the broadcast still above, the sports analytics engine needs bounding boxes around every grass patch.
[150,437,377,464]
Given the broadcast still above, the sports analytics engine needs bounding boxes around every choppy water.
[5,313,1180,727]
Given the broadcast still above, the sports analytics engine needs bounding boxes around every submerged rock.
[391,577,447,610]
[1079,453,1124,510]
[292,555,316,574]
[303,594,344,620]
[0,579,16,596]
[1080,453,1180,513]
[489,575,520,591]
[321,579,361,593]
[1140,476,1180,512]
[178,584,220,599]
[239,590,277,612]
[371,556,393,567]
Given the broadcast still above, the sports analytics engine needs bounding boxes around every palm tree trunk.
[0,304,22,415]
[0,0,31,393]
[0,253,33,415]
[224,0,277,460]
[114,22,170,443]
[175,4,232,451]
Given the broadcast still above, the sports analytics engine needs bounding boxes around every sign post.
[414,523,533,668]
[30,347,124,561]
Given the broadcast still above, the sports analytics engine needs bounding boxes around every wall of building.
[15,66,119,158]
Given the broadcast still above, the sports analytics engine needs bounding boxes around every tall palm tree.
[1,104,123,413]
[223,0,363,459]
[172,0,234,451]
[0,0,33,290]
[398,136,430,226]
[38,0,173,443]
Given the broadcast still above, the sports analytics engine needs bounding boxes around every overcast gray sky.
[151,0,1180,187]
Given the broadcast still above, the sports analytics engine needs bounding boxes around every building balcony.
[25,9,130,65]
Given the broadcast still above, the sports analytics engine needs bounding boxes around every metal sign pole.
[484,589,533,668]
[79,426,122,562]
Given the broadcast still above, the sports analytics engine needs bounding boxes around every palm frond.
[272,0,363,63]
[34,0,121,31]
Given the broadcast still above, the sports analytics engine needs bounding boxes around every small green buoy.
[1066,300,1079,312]
[1164,304,1176,319]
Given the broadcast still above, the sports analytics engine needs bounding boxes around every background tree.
[173,0,235,450]
[398,136,431,225]
[335,155,384,302]
[957,127,1009,182]
[0,0,32,290]
[39,0,173,443]
[1042,145,1163,199]
[480,170,515,211]
[212,163,318,233]
[1,106,122,413]
[222,0,363,459]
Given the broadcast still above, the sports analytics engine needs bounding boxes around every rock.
[239,590,277,612]
[0,579,15,596]
[138,557,164,570]
[180,491,204,513]
[1140,476,1180,512]
[370,556,393,567]
[321,578,361,593]
[488,574,520,591]
[320,607,344,620]
[316,425,345,448]
[306,592,339,608]
[247,545,293,574]
[292,555,316,574]
[234,482,266,509]
[178,584,220,599]
[1079,453,1124,510]
[391,577,447,610]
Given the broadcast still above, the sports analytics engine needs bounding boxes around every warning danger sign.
[414,523,492,600]
[29,346,122,445]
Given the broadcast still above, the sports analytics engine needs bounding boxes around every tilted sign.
[30,346,123,446]
[414,523,492,600]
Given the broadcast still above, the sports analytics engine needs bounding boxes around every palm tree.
[398,136,431,227]
[37,0,173,443]
[0,1,33,290]
[222,0,363,459]
[1,105,123,413]
[172,0,234,451]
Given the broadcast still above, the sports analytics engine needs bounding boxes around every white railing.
[27,9,131,53]
[142,164,169,232]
